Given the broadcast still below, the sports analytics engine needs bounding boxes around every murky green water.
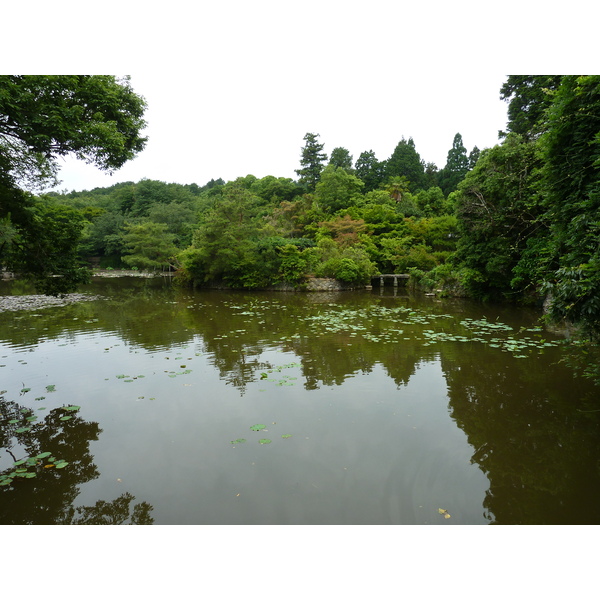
[1,277,599,524]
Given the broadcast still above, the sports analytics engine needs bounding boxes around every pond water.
[1,277,599,525]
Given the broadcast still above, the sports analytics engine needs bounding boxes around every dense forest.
[1,75,599,341]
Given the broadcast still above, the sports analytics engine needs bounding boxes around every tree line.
[1,75,599,340]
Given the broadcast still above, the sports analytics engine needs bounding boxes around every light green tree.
[315,164,364,213]
[121,222,178,271]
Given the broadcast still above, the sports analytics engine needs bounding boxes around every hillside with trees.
[2,75,599,340]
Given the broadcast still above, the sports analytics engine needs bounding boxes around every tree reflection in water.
[0,396,154,525]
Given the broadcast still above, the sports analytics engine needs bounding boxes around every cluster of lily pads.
[259,362,301,387]
[1,399,77,488]
[295,305,563,357]
[230,423,293,446]
[0,451,69,487]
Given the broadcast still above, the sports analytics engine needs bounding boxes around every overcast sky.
[7,1,595,195]
[44,70,510,193]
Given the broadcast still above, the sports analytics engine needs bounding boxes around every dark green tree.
[0,75,147,188]
[328,147,353,171]
[0,75,147,294]
[384,137,426,192]
[438,133,470,196]
[452,134,546,301]
[539,75,600,338]
[2,200,91,295]
[468,146,481,169]
[295,132,327,192]
[499,75,562,139]
[355,150,385,192]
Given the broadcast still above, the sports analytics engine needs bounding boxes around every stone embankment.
[0,293,103,313]
[91,269,173,278]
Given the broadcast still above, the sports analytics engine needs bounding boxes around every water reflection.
[0,394,154,525]
[1,277,599,524]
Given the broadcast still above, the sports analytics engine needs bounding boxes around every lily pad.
[231,438,247,444]
[59,416,72,421]
[258,439,272,444]
[281,434,292,439]
[64,405,80,411]
[250,424,266,431]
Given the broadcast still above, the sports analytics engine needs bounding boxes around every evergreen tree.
[499,75,562,139]
[438,133,470,196]
[355,150,385,192]
[295,132,327,192]
[384,137,426,192]
[468,146,481,169]
[328,147,353,171]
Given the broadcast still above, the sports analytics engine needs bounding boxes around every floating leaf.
[438,508,451,519]
[46,385,56,392]
[15,427,31,433]
[64,405,80,411]
[281,434,292,439]
[250,424,266,431]
[54,462,69,469]
[231,438,247,444]
[59,416,72,421]
[8,419,19,424]
[13,459,27,466]
[35,452,52,459]
[258,439,272,444]
[20,388,31,393]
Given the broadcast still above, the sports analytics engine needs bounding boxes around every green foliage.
[355,150,385,192]
[0,75,147,294]
[278,244,317,283]
[3,201,90,295]
[384,137,426,192]
[314,239,379,284]
[499,75,563,139]
[121,222,178,271]
[314,164,364,214]
[539,75,600,338]
[249,175,301,204]
[295,132,327,192]
[438,133,470,196]
[328,147,354,171]
[452,134,546,300]
[0,75,147,188]
[414,186,452,217]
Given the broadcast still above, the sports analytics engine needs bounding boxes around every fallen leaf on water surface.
[438,508,451,519]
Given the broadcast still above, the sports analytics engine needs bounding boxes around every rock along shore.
[0,293,104,313]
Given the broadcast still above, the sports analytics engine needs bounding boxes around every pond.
[1,276,599,525]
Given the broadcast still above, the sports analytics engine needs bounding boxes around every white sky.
[6,1,596,195]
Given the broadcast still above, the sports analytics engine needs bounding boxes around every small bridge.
[372,273,410,287]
